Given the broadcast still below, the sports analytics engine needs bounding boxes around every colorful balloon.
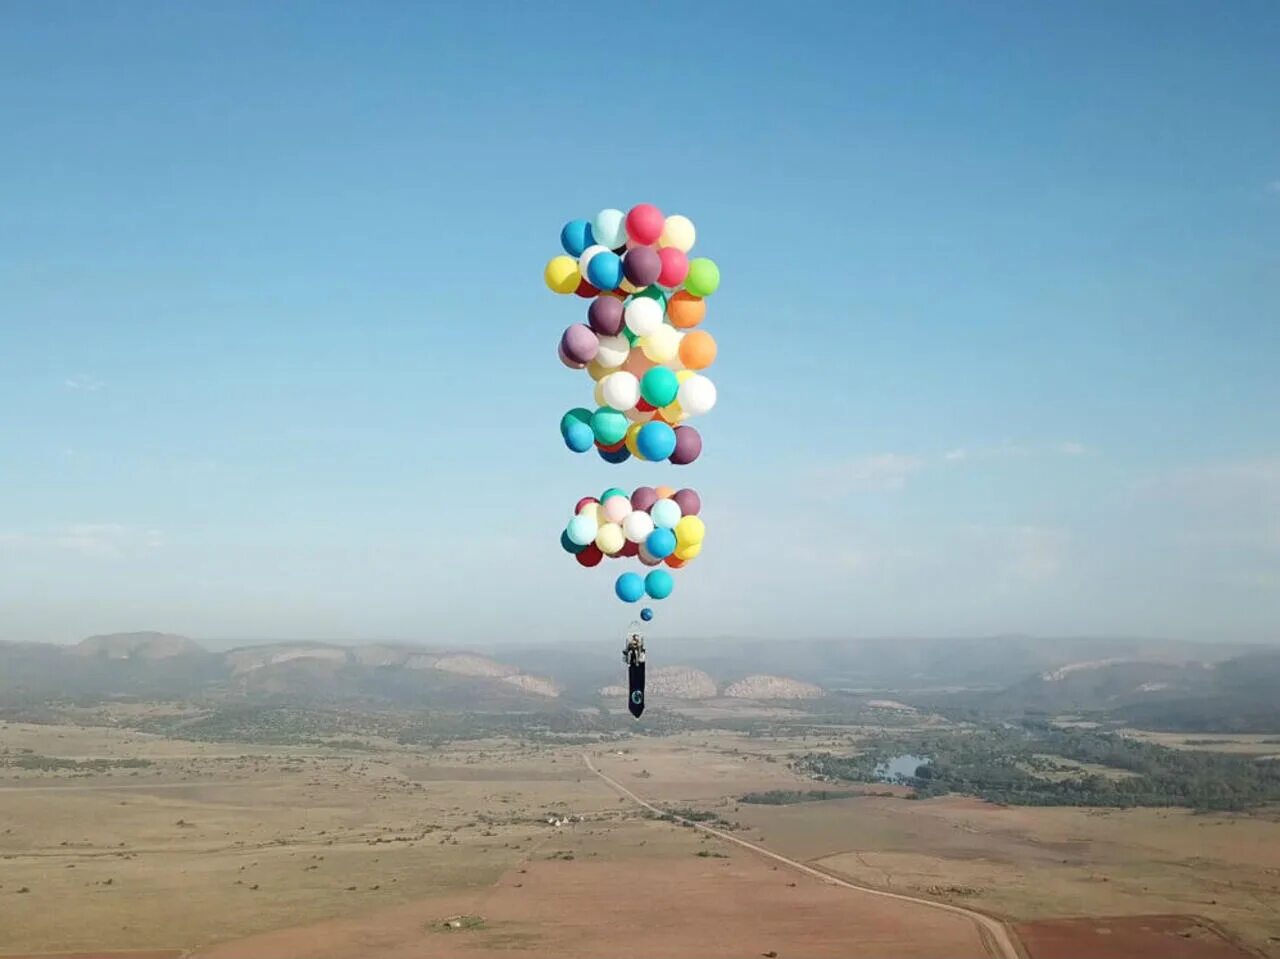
[645,527,676,559]
[596,522,625,555]
[638,543,662,566]
[588,296,625,336]
[603,494,632,524]
[677,374,717,416]
[636,421,677,461]
[615,572,645,603]
[666,290,706,329]
[640,607,654,622]
[624,421,646,458]
[574,278,600,298]
[601,487,628,501]
[590,407,628,445]
[560,324,599,365]
[631,486,658,512]
[563,420,594,452]
[674,540,702,561]
[624,296,664,337]
[670,425,702,464]
[593,209,628,249]
[586,250,623,291]
[672,488,701,516]
[678,330,716,370]
[595,334,630,369]
[675,514,705,547]
[656,247,689,288]
[561,529,586,554]
[558,342,585,369]
[651,498,682,529]
[566,514,597,547]
[575,496,599,513]
[625,203,665,245]
[684,257,720,297]
[640,324,682,364]
[545,256,581,294]
[622,246,662,287]
[600,371,640,411]
[575,543,603,567]
[655,485,675,499]
[622,508,655,543]
[659,215,696,253]
[598,443,631,463]
[645,569,674,599]
[640,367,679,408]
[560,220,596,257]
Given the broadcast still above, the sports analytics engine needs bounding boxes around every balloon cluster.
[560,485,705,603]
[546,205,720,465]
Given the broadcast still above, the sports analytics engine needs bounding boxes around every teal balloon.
[601,487,627,502]
[561,529,586,554]
[563,420,594,453]
[645,527,676,559]
[615,572,645,603]
[636,421,677,461]
[590,407,628,445]
[640,367,679,408]
[645,569,674,600]
[560,407,593,436]
[566,514,597,547]
[650,498,682,529]
[632,286,668,310]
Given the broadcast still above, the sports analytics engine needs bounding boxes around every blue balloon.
[645,527,676,560]
[615,572,645,603]
[645,569,674,600]
[636,421,677,461]
[564,420,595,453]
[560,219,595,258]
[586,251,623,291]
[640,607,654,622]
[598,443,631,464]
[561,529,586,554]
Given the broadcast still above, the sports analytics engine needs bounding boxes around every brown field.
[1120,729,1280,759]
[3,720,1279,958]
[1016,915,1257,959]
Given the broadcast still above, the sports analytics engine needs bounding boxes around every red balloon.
[619,540,640,557]
[626,203,665,246]
[575,497,599,513]
[575,278,599,298]
[575,544,603,567]
[665,555,686,568]
[636,398,655,413]
[657,247,689,288]
[598,439,626,453]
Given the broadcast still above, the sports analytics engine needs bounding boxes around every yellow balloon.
[577,501,601,524]
[675,369,695,385]
[675,515,706,548]
[624,421,647,459]
[660,400,685,423]
[593,380,606,408]
[675,540,703,561]
[544,255,580,294]
[658,214,696,253]
[640,324,681,364]
[586,359,609,381]
[619,278,639,294]
[596,522,625,555]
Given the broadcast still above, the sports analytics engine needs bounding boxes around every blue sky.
[1,1,1277,645]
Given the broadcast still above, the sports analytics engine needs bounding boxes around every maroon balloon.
[630,486,658,512]
[558,341,585,369]
[670,425,702,465]
[619,539,640,557]
[673,488,701,516]
[587,296,625,336]
[560,324,599,365]
[575,544,603,568]
[575,496,599,513]
[622,247,662,287]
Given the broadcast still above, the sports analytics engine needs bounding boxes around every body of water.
[874,753,930,783]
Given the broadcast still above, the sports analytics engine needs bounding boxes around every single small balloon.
[675,514,705,547]
[587,296,625,336]
[563,420,594,452]
[684,258,720,297]
[575,543,603,567]
[560,324,599,365]
[640,324,682,365]
[624,297,664,337]
[566,514,597,547]
[656,247,689,288]
[677,374,717,417]
[678,330,716,370]
[650,497,682,529]
[595,334,630,369]
[645,569,674,600]
[603,495,632,524]
[590,407,628,445]
[561,529,586,554]
[672,488,701,516]
[586,250,623,291]
[645,527,677,560]
[622,246,662,287]
[640,607,654,622]
[636,421,677,461]
[595,523,625,555]
[593,209,628,249]
[600,371,640,411]
[560,220,595,258]
[625,204,665,246]
[659,214,696,253]
[545,256,581,294]
[669,425,702,464]
[640,367,679,408]
[622,509,655,543]
[666,290,706,329]
[598,443,631,464]
[631,486,658,512]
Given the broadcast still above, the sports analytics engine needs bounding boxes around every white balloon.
[622,510,655,544]
[624,297,663,337]
[593,209,627,249]
[659,214,696,253]
[600,371,640,411]
[640,324,681,364]
[650,498,682,529]
[578,243,608,276]
[595,334,630,369]
[677,374,717,417]
[566,514,597,547]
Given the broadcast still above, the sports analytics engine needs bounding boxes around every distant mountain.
[76,631,205,659]
[724,675,824,700]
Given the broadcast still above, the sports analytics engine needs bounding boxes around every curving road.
[583,752,1021,959]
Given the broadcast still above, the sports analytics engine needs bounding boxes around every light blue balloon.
[593,208,627,249]
[645,527,676,560]
[560,219,595,257]
[563,420,594,453]
[645,569,674,600]
[615,572,645,603]
[586,250,623,290]
[640,607,654,622]
[636,421,677,461]
[566,514,597,547]
[650,498,682,529]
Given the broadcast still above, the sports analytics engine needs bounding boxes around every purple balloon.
[638,544,662,567]
[670,425,702,465]
[623,247,662,287]
[558,341,585,369]
[673,488,701,516]
[560,324,599,365]
[631,486,658,513]
[587,296,624,336]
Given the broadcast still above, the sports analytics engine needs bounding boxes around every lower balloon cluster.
[560,485,705,603]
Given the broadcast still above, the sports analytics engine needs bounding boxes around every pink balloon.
[657,247,689,288]
[621,347,654,378]
[626,203,665,246]
[603,496,631,524]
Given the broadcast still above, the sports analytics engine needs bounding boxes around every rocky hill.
[724,675,824,700]
[649,666,718,699]
[75,631,205,659]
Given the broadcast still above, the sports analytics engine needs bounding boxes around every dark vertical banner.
[628,662,645,718]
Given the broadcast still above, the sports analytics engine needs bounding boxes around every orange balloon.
[665,555,686,568]
[621,346,654,378]
[667,290,706,329]
[679,330,717,370]
[655,485,675,499]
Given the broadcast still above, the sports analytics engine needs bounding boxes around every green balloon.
[591,407,628,446]
[560,407,593,436]
[623,326,638,345]
[601,487,627,502]
[685,258,720,297]
[640,367,679,408]
[632,286,668,309]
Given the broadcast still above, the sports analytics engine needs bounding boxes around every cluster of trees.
[1,753,153,771]
[800,723,1280,811]
[738,788,869,805]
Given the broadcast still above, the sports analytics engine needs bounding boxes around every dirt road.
[583,751,1023,959]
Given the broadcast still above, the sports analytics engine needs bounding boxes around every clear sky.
[2,1,1277,645]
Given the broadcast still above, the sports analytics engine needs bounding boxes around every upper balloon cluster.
[545,205,720,466]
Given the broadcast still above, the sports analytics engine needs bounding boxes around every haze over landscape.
[3,2,1280,959]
